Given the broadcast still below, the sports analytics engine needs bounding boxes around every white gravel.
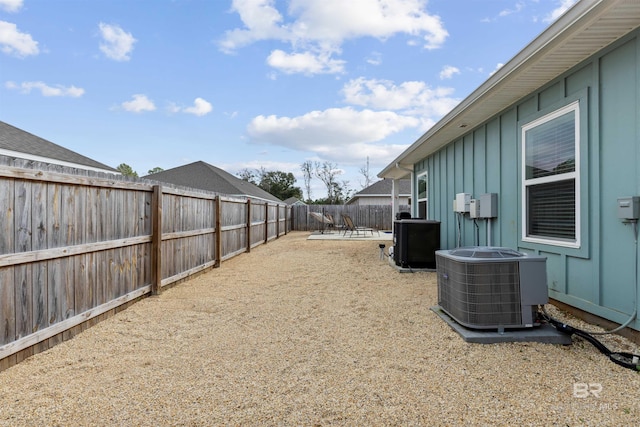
[0,231,639,426]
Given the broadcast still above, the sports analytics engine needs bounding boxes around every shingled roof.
[0,121,118,173]
[346,179,411,205]
[354,179,410,196]
[283,197,306,206]
[144,161,283,203]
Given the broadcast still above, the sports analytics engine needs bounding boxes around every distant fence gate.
[291,204,410,232]
[0,157,291,370]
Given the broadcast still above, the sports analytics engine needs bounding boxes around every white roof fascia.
[378,0,636,179]
[0,148,120,175]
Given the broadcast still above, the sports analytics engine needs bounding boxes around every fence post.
[284,206,288,235]
[214,196,221,268]
[151,185,162,295]
[276,204,280,238]
[246,199,252,253]
[264,203,269,243]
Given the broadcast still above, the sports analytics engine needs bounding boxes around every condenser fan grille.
[437,257,522,327]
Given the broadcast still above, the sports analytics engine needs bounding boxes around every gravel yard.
[1,231,639,426]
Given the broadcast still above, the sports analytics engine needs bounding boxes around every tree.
[147,167,164,175]
[237,168,258,184]
[300,160,314,202]
[117,163,138,177]
[238,167,303,201]
[359,156,374,189]
[314,161,350,204]
[258,171,303,201]
[335,179,353,204]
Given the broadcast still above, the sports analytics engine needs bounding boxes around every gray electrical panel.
[479,193,498,218]
[618,196,640,220]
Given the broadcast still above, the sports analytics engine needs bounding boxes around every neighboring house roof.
[380,0,640,179]
[283,197,306,206]
[0,120,118,173]
[346,179,410,204]
[144,161,283,203]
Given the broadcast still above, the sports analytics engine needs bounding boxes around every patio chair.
[341,214,376,237]
[309,211,335,233]
[325,214,344,231]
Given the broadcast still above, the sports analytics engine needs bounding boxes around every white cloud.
[489,63,504,76]
[6,81,85,97]
[439,65,460,80]
[245,76,461,167]
[121,94,156,113]
[167,98,213,116]
[286,0,448,49]
[183,97,213,116]
[543,0,579,23]
[219,0,448,75]
[498,1,525,18]
[98,23,136,61]
[218,0,289,53]
[0,20,39,57]
[366,51,382,66]
[266,49,345,74]
[247,107,418,164]
[0,0,22,13]
[341,77,459,118]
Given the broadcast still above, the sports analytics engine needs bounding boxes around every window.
[521,101,580,247]
[417,172,427,219]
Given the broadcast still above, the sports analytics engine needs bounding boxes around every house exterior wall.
[418,30,640,331]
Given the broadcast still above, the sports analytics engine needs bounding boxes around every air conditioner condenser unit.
[436,246,548,330]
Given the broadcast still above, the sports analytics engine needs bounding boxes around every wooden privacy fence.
[291,204,411,232]
[0,158,291,370]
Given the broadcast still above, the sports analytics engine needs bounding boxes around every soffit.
[380,0,640,179]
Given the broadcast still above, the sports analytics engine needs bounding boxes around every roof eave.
[379,0,638,179]
[0,148,119,174]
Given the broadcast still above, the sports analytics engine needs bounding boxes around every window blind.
[527,179,575,240]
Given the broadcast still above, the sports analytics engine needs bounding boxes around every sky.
[0,0,578,200]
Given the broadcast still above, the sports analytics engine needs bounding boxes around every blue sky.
[0,0,577,199]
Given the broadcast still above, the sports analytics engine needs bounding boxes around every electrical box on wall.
[469,199,480,218]
[455,193,471,213]
[618,196,640,220]
[479,193,498,218]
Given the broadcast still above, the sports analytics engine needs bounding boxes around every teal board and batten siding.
[418,31,640,331]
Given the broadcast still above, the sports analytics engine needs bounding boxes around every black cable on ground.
[540,308,640,371]
[539,219,640,371]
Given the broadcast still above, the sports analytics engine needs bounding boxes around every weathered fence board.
[32,181,48,336]
[0,157,291,369]
[291,204,411,232]
[0,266,15,345]
[0,177,14,255]
[250,201,266,248]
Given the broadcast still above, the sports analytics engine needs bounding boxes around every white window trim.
[417,171,428,218]
[521,100,581,249]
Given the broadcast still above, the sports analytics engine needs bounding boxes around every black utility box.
[395,212,412,220]
[393,219,441,269]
